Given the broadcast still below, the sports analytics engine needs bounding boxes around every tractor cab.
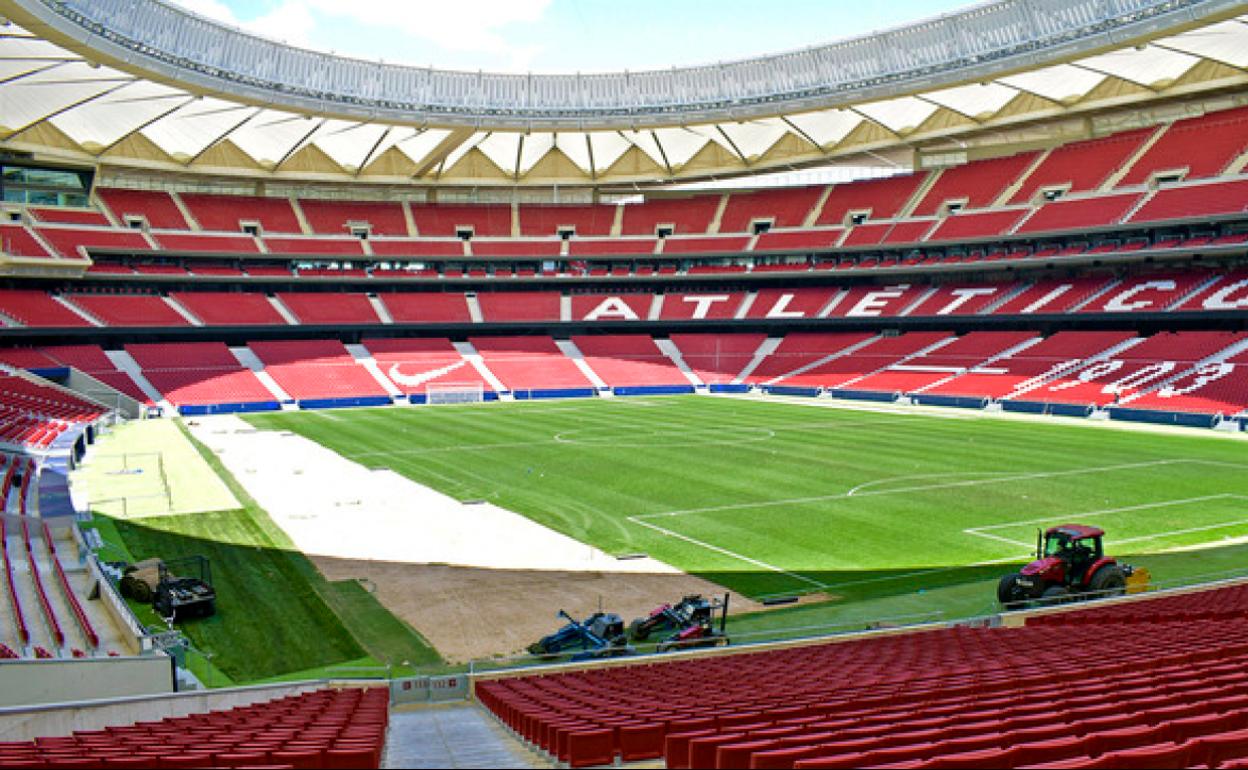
[1023,525,1105,586]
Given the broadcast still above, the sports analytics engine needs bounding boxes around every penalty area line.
[626,515,830,591]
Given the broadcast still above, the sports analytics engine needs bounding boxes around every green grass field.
[245,396,1248,605]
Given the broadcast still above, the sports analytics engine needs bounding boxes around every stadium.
[1,0,1248,766]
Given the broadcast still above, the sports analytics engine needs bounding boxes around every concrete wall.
[0,655,174,712]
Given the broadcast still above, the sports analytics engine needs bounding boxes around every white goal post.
[425,382,485,405]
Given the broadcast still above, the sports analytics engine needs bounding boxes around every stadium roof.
[0,0,1247,188]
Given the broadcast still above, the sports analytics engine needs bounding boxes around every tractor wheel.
[997,574,1025,609]
[627,618,649,641]
[1087,565,1127,599]
[1041,585,1069,606]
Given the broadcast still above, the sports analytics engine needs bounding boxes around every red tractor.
[997,524,1131,610]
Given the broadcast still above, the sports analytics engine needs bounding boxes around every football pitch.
[244,396,1248,601]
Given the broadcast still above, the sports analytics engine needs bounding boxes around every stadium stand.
[35,227,151,259]
[719,187,825,232]
[95,189,190,230]
[299,199,408,237]
[380,293,473,323]
[926,209,1027,242]
[264,237,366,256]
[0,223,57,259]
[1128,178,1248,223]
[669,333,767,385]
[125,342,274,408]
[518,204,616,237]
[362,337,489,396]
[567,238,657,257]
[247,339,388,402]
[912,152,1038,216]
[180,193,302,234]
[369,238,466,258]
[1117,105,1248,186]
[776,332,952,389]
[570,335,689,388]
[1077,272,1215,314]
[65,294,190,327]
[849,331,1038,394]
[275,293,381,325]
[660,292,746,320]
[476,291,561,322]
[753,229,844,253]
[1011,128,1155,203]
[0,291,92,327]
[409,204,512,237]
[744,288,839,320]
[169,292,288,326]
[816,174,926,226]
[27,207,112,227]
[468,336,594,392]
[470,239,563,257]
[0,687,388,768]
[39,345,149,404]
[619,197,720,235]
[569,293,654,322]
[1014,192,1144,234]
[662,236,752,255]
[906,284,1016,317]
[151,232,260,253]
[990,278,1116,316]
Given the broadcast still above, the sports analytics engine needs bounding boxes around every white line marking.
[846,471,1018,497]
[627,515,830,590]
[638,459,1191,520]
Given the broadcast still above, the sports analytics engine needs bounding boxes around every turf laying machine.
[119,556,216,621]
[998,525,1149,610]
[629,593,731,652]
[527,610,636,661]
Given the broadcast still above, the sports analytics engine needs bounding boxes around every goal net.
[426,382,485,405]
[85,451,173,518]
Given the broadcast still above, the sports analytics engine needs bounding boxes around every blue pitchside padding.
[911,394,989,410]
[765,385,821,398]
[35,461,75,520]
[613,385,695,397]
[298,396,393,410]
[829,388,898,403]
[512,388,596,401]
[1002,400,1095,418]
[178,401,282,416]
[1108,407,1219,429]
[709,384,750,394]
[27,367,69,380]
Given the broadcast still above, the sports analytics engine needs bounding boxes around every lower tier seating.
[0,687,388,768]
[571,335,688,388]
[247,340,388,402]
[468,336,594,392]
[478,582,1248,769]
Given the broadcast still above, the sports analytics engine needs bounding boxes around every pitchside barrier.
[911,394,991,410]
[829,388,901,403]
[177,401,281,416]
[297,396,392,410]
[1001,400,1096,418]
[510,388,596,400]
[612,385,695,397]
[709,383,751,394]
[1107,406,1221,429]
[390,674,470,705]
[764,385,821,398]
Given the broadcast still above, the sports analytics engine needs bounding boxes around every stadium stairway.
[102,350,169,412]
[230,346,295,405]
[384,704,549,769]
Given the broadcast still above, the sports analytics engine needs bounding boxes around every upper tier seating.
[66,294,189,327]
[96,189,190,229]
[0,375,102,448]
[1015,192,1143,234]
[299,199,408,236]
[471,239,563,257]
[276,293,380,325]
[754,229,844,252]
[778,332,952,389]
[926,209,1027,242]
[0,290,91,327]
[0,224,56,259]
[567,238,656,257]
[570,335,688,387]
[619,197,719,236]
[518,205,616,237]
[170,292,289,326]
[28,207,111,227]
[816,174,926,226]
[824,284,929,319]
[0,687,388,769]
[662,236,752,255]
[1011,128,1155,203]
[368,238,465,258]
[912,152,1038,216]
[991,278,1115,315]
[668,333,766,385]
[361,337,489,395]
[906,284,1016,317]
[468,336,594,391]
[477,292,561,322]
[1174,271,1248,312]
[180,194,301,233]
[248,340,387,401]
[125,342,274,407]
[35,227,151,259]
[152,232,259,253]
[379,293,473,323]
[263,237,365,256]
[409,204,512,237]
[1118,105,1248,186]
[1128,178,1248,223]
[719,187,825,232]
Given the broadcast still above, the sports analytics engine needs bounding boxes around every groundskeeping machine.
[119,556,217,621]
[998,524,1149,609]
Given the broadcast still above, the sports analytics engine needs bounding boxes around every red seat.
[1101,741,1191,770]
[920,746,1018,769]
[157,754,214,769]
[267,750,322,769]
[565,729,613,769]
